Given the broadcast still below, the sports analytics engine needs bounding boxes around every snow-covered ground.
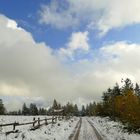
[79,118,98,140]
[0,115,79,140]
[1,116,140,140]
[89,117,140,140]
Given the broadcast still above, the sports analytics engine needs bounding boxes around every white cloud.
[7,19,22,30]
[59,31,90,60]
[68,31,89,51]
[100,41,140,74]
[0,14,79,109]
[39,1,78,29]
[96,0,140,35]
[64,41,140,101]
[1,14,140,110]
[39,0,140,35]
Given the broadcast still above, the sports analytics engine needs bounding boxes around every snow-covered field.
[89,117,140,140]
[0,116,140,140]
[0,115,79,140]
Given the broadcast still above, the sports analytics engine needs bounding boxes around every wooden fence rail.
[0,116,64,134]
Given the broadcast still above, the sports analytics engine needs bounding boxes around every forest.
[93,78,140,133]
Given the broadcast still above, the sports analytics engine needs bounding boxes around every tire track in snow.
[69,117,103,140]
[69,117,82,140]
[78,118,99,140]
[87,119,104,140]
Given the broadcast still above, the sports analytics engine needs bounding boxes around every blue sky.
[1,0,140,50]
[0,0,74,49]
[1,0,140,110]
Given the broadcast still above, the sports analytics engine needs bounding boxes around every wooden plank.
[17,121,36,126]
[0,123,15,127]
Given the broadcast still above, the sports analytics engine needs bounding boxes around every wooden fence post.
[13,122,16,130]
[33,117,36,127]
[38,118,40,127]
[45,118,48,125]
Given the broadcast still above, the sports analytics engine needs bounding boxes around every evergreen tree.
[22,103,29,115]
[89,103,93,116]
[113,83,121,96]
[52,99,59,110]
[81,105,86,116]
[97,78,140,132]
[135,83,140,97]
[65,102,74,115]
[29,103,38,115]
[38,108,47,115]
[57,103,61,109]
[92,102,97,116]
[18,109,22,115]
[0,99,5,115]
[73,104,79,116]
[122,78,133,93]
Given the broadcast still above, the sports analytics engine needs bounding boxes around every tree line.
[0,98,95,117]
[0,98,96,117]
[0,99,80,116]
[1,102,48,116]
[92,78,140,133]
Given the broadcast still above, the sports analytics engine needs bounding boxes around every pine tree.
[113,83,121,96]
[18,109,22,115]
[22,103,29,115]
[99,78,140,132]
[52,99,59,110]
[39,108,47,115]
[29,103,38,115]
[122,78,133,93]
[81,105,86,116]
[73,104,79,116]
[65,102,74,115]
[135,83,140,97]
[0,99,5,115]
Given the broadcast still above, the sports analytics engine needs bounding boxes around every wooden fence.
[0,116,63,135]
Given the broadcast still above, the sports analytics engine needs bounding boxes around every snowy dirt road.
[2,116,139,140]
[70,117,102,140]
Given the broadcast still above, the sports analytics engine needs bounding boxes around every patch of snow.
[0,115,79,140]
[89,117,140,140]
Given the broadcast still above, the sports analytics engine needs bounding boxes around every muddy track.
[69,118,82,140]
[87,119,103,140]
[69,118,104,140]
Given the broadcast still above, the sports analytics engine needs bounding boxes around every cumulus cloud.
[100,42,140,74]
[39,0,140,35]
[68,41,140,100]
[1,14,140,111]
[67,31,89,51]
[39,1,78,29]
[59,31,89,60]
[0,14,78,110]
[96,0,140,35]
